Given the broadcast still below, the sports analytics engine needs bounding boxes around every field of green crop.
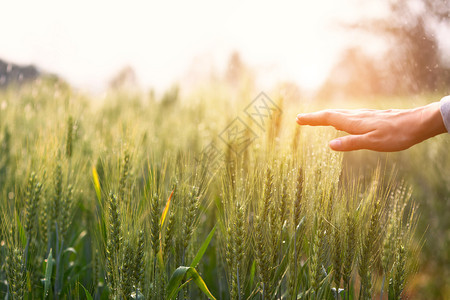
[0,77,448,299]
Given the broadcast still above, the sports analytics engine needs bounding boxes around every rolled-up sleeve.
[440,96,450,133]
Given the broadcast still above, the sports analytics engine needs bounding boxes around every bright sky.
[0,0,387,93]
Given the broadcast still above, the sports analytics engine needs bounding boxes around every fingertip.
[329,139,342,151]
[296,113,309,125]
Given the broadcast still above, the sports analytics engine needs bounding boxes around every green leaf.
[167,266,216,300]
[249,260,256,290]
[157,248,165,272]
[167,266,189,299]
[160,189,174,228]
[190,225,216,268]
[43,249,54,299]
[63,247,77,256]
[92,166,102,204]
[72,230,88,248]
[79,282,94,300]
[186,268,215,300]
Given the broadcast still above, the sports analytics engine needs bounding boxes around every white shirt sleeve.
[440,95,450,133]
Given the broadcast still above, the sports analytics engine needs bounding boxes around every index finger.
[296,110,371,134]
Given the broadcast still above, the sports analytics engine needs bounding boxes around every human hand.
[296,102,447,152]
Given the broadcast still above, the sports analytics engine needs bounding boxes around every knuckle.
[322,111,332,123]
[367,131,386,150]
[342,136,359,150]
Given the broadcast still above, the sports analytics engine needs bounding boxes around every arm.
[296,97,449,152]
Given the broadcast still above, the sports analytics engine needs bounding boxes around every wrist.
[440,96,450,133]
[421,102,447,138]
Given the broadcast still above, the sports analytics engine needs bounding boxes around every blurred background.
[1,0,448,97]
[1,0,449,298]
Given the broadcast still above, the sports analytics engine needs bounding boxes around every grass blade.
[160,189,174,228]
[249,260,256,293]
[186,267,216,300]
[79,282,94,300]
[190,225,216,268]
[43,248,54,299]
[167,266,190,299]
[16,211,26,248]
[92,166,102,204]
[167,266,216,300]
[270,216,305,299]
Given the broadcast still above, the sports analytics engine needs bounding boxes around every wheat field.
[0,77,447,299]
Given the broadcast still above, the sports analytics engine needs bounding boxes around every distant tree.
[109,65,138,90]
[275,81,302,104]
[318,47,384,99]
[0,59,39,89]
[160,84,179,108]
[224,51,255,97]
[225,51,245,87]
[321,0,450,97]
[363,0,450,93]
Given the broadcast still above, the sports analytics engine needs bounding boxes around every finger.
[296,110,368,133]
[296,110,345,126]
[322,109,377,114]
[329,134,372,151]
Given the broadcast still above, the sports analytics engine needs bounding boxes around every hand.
[296,102,447,152]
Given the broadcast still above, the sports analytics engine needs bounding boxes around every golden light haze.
[0,0,387,93]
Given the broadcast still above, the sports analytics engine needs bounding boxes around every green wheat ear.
[342,209,357,299]
[121,238,134,297]
[60,184,73,239]
[108,193,122,253]
[133,229,145,291]
[118,150,130,205]
[66,115,73,158]
[358,197,381,300]
[182,186,199,258]
[232,201,246,300]
[5,247,26,299]
[309,216,323,294]
[52,163,63,236]
[24,172,42,239]
[40,194,50,249]
[293,167,304,230]
[150,193,160,256]
[390,244,406,299]
[226,223,236,300]
[332,216,343,289]
[106,192,122,297]
[163,204,176,258]
[262,167,273,222]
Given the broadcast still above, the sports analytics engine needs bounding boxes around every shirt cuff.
[440,95,450,133]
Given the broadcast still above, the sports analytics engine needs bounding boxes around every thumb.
[329,134,370,151]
